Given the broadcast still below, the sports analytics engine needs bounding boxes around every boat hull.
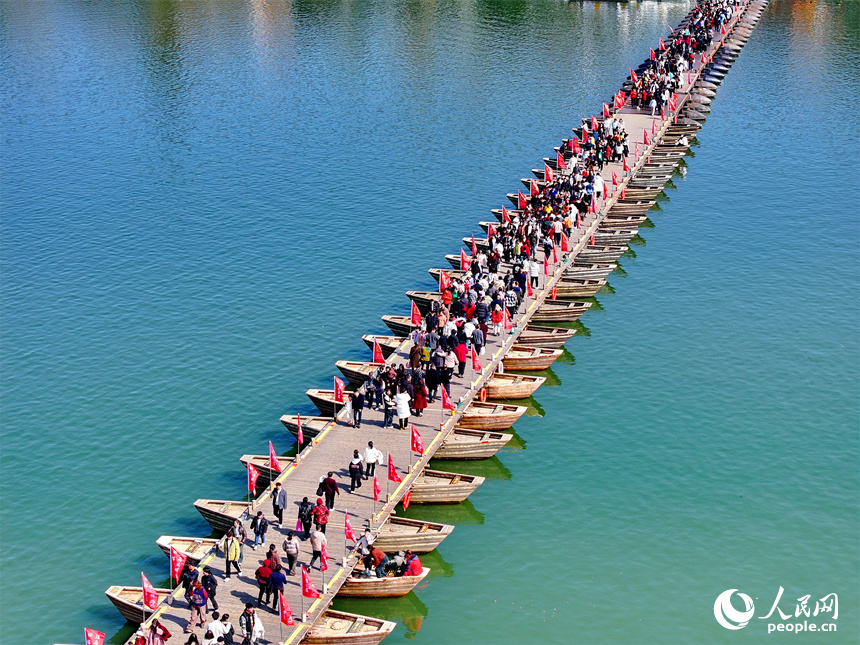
[484,374,546,399]
[516,326,576,348]
[302,610,397,645]
[503,347,563,371]
[373,517,454,554]
[435,429,513,459]
[458,402,527,430]
[194,499,249,533]
[338,568,430,598]
[410,470,484,504]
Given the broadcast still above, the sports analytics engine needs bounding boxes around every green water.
[1,0,858,643]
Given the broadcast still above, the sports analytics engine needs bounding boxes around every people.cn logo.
[714,589,756,630]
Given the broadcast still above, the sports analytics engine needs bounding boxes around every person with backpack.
[249,511,268,550]
[187,580,209,631]
[297,496,314,539]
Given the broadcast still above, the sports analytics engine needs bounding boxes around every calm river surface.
[1,0,858,643]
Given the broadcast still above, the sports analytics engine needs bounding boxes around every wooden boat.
[688,102,711,113]
[577,245,627,263]
[105,585,172,624]
[490,207,523,222]
[338,567,430,598]
[517,325,576,348]
[503,346,563,371]
[506,192,521,206]
[239,454,294,485]
[194,499,250,533]
[609,200,655,212]
[616,189,662,201]
[554,277,606,299]
[410,469,485,504]
[381,315,415,337]
[459,401,527,430]
[406,290,442,314]
[462,236,490,252]
[303,609,396,645]
[484,373,545,399]
[532,300,592,323]
[362,334,406,359]
[280,415,332,441]
[592,230,636,246]
[436,428,514,459]
[687,95,712,105]
[564,262,617,281]
[336,360,381,387]
[307,389,344,417]
[444,254,465,269]
[684,109,709,121]
[601,216,647,230]
[694,80,720,90]
[428,267,467,283]
[373,516,454,553]
[156,536,219,565]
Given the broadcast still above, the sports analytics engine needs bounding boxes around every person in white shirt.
[364,441,383,479]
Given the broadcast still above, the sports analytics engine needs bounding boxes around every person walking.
[186,581,208,631]
[227,519,247,565]
[265,543,282,572]
[238,604,261,644]
[224,534,242,581]
[268,565,287,610]
[249,511,268,550]
[282,531,301,575]
[200,566,219,611]
[180,561,198,603]
[348,450,364,492]
[320,472,340,509]
[425,364,439,402]
[254,559,272,606]
[395,388,411,429]
[363,441,383,479]
[310,497,329,533]
[270,482,287,526]
[308,527,328,570]
[382,389,396,428]
[412,379,427,417]
[454,340,468,377]
[353,391,365,428]
[297,496,314,539]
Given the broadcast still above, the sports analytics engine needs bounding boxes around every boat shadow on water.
[428,455,512,482]
[398,498,485,526]
[332,592,429,640]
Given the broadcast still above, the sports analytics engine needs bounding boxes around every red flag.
[590,234,595,245]
[621,189,626,200]
[170,546,187,582]
[526,279,533,298]
[701,53,708,66]
[503,306,513,331]
[544,163,554,183]
[661,107,665,120]
[581,125,589,144]
[248,463,260,493]
[602,103,610,118]
[320,542,329,572]
[591,116,599,131]
[652,120,658,135]
[575,212,581,228]
[643,129,650,145]
[571,138,581,154]
[471,235,477,257]
[688,71,692,85]
[635,142,640,158]
[439,269,452,292]
[411,300,422,326]
[344,512,356,542]
[441,387,456,411]
[372,339,385,364]
[301,565,321,598]
[502,205,511,223]
[373,476,381,502]
[471,346,482,371]
[296,413,304,445]
[557,151,567,170]
[552,244,558,264]
[411,424,424,454]
[141,572,158,610]
[487,222,496,239]
[388,453,403,481]
[517,190,527,210]
[334,376,345,404]
[612,170,619,186]
[460,248,470,271]
[278,591,295,625]
[561,235,569,252]
[402,490,412,511]
[551,286,557,301]
[543,259,549,276]
[659,38,666,50]
[650,48,656,61]
[630,69,638,83]
[269,440,282,473]
[530,179,539,197]
[720,23,726,35]
[85,629,106,645]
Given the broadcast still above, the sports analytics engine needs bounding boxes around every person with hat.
[310,497,329,533]
[254,559,272,606]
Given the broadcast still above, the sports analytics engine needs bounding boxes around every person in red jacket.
[399,550,422,577]
[454,341,468,377]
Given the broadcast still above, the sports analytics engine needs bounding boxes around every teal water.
[2,1,858,643]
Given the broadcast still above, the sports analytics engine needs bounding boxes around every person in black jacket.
[201,566,219,611]
[297,496,314,539]
[249,511,268,550]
